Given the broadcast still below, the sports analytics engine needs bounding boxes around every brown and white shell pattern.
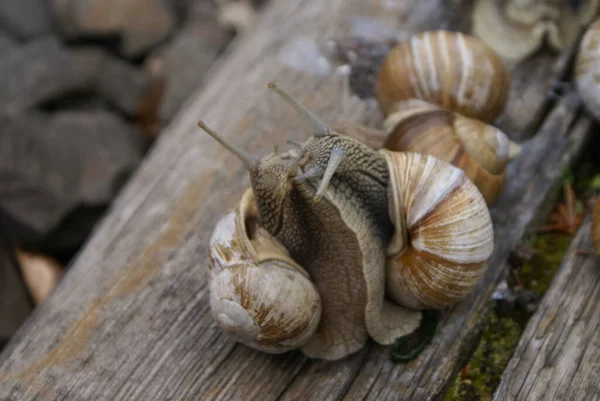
[382,99,521,205]
[208,188,322,354]
[576,17,600,122]
[379,150,495,310]
[375,30,511,123]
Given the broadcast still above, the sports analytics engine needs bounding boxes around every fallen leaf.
[15,248,64,304]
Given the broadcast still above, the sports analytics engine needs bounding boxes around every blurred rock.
[0,0,53,39]
[216,0,257,33]
[70,48,151,116]
[0,31,16,55]
[0,36,91,112]
[148,0,231,123]
[0,110,143,250]
[0,244,33,349]
[163,0,195,21]
[52,0,176,57]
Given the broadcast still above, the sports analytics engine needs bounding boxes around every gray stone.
[150,1,231,122]
[0,37,92,112]
[0,31,16,55]
[70,48,151,116]
[0,110,143,246]
[0,0,53,39]
[52,0,176,57]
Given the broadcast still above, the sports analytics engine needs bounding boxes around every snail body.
[381,99,521,205]
[575,17,600,122]
[375,30,511,123]
[200,83,494,360]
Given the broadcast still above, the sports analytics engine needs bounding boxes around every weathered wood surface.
[0,0,595,400]
[493,219,600,401]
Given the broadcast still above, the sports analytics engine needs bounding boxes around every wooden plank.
[492,218,600,401]
[0,0,593,400]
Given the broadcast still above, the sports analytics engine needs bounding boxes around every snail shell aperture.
[208,188,322,353]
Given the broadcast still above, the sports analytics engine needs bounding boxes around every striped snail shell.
[381,99,522,205]
[576,17,600,122]
[380,150,495,310]
[375,30,511,123]
[208,188,322,354]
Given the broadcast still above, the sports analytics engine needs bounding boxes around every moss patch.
[518,233,572,296]
[442,229,572,401]
[443,309,521,401]
[441,137,600,401]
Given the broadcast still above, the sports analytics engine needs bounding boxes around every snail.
[208,187,322,354]
[575,17,600,122]
[375,30,511,123]
[383,151,495,309]
[472,0,599,62]
[593,195,600,255]
[199,83,494,360]
[381,99,522,205]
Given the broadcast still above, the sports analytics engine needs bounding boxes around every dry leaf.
[15,248,64,304]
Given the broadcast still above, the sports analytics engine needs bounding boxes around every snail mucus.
[201,83,495,360]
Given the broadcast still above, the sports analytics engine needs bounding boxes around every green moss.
[443,309,521,401]
[518,233,572,296]
[443,230,572,401]
[442,138,600,401]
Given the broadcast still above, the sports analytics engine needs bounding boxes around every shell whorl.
[473,0,599,62]
[382,99,521,205]
[380,150,494,310]
[576,17,600,122]
[375,30,510,123]
[208,188,322,353]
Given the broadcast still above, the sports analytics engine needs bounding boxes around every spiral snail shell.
[381,151,495,309]
[575,17,600,122]
[381,99,522,205]
[473,0,599,62]
[201,83,495,360]
[375,30,511,123]
[208,188,322,354]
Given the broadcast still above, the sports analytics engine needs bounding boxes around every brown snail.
[575,17,600,122]
[381,99,522,205]
[200,83,494,360]
[593,195,600,256]
[473,0,599,62]
[375,30,511,123]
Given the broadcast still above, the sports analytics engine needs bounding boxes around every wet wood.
[0,0,594,400]
[492,218,600,401]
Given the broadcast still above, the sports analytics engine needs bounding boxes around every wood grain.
[0,0,595,400]
[492,218,600,401]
